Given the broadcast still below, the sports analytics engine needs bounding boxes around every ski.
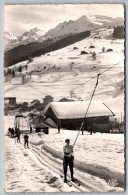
[60,175,81,188]
[73,178,81,186]
[66,180,72,187]
[68,179,80,187]
[60,175,72,187]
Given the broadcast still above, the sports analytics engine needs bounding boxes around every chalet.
[44,101,115,133]
[4,97,16,107]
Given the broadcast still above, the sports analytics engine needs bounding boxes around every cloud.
[4,4,124,35]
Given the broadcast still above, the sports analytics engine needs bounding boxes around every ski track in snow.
[4,135,78,192]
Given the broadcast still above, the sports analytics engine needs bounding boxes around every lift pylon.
[14,113,30,134]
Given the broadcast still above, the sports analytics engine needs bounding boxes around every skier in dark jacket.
[24,134,29,148]
[63,139,75,183]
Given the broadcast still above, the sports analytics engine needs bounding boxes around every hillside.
[4,30,90,67]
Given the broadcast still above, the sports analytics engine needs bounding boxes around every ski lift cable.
[73,73,100,148]
[73,73,117,95]
[72,68,123,94]
[55,59,123,101]
[28,82,49,96]
[72,60,123,147]
[100,74,117,87]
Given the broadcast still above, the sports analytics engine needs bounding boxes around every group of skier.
[8,127,30,148]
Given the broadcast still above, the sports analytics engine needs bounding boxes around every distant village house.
[4,97,16,107]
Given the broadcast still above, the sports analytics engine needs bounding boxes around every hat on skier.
[65,139,70,143]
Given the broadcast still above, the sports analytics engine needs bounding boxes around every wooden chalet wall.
[45,107,111,132]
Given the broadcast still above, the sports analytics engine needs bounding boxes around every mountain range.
[4,15,124,52]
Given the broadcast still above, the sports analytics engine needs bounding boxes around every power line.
[100,74,117,87]
[70,66,124,96]
[54,59,123,101]
[70,71,120,96]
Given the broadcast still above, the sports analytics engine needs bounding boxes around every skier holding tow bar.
[63,139,75,183]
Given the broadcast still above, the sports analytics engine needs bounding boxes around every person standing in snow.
[63,139,75,183]
[24,134,29,148]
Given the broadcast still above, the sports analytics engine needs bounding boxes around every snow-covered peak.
[76,15,90,22]
[4,28,45,52]
[20,27,44,40]
[4,32,17,40]
[4,32,18,51]
[44,15,100,40]
[29,27,45,36]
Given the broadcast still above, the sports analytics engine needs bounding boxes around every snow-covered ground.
[4,116,125,192]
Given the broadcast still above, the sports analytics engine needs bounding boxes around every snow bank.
[41,143,124,188]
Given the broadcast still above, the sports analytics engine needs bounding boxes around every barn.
[4,97,16,107]
[44,101,115,133]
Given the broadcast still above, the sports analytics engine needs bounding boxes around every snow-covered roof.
[46,101,114,119]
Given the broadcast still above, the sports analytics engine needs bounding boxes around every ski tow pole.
[73,73,100,148]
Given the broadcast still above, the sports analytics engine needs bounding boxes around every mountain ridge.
[4,15,124,53]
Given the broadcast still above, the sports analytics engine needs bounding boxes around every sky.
[4,4,124,35]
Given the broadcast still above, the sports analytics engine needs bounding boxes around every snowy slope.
[4,131,74,192]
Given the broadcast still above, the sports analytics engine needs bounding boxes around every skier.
[8,127,13,137]
[24,134,29,148]
[63,139,75,183]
